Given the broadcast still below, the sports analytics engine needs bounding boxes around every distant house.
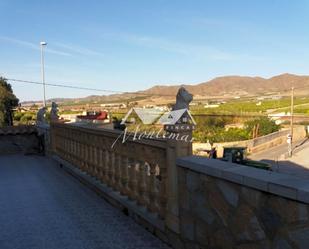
[224,123,245,130]
[257,95,282,101]
[76,111,110,124]
[100,103,127,109]
[204,104,220,108]
[268,112,287,125]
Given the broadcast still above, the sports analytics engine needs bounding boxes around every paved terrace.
[0,154,170,249]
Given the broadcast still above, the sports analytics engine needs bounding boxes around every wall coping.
[52,122,168,149]
[177,156,309,204]
[0,125,37,135]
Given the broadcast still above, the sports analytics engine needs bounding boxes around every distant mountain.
[21,73,309,105]
[140,73,309,97]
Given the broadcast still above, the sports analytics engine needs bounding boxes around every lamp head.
[40,41,47,46]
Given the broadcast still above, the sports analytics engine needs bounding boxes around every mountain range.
[140,73,309,98]
[22,73,309,105]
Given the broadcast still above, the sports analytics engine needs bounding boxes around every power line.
[7,78,130,94]
[7,77,309,99]
[6,78,177,97]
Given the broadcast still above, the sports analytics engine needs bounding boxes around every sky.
[0,0,309,101]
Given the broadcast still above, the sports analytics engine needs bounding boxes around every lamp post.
[288,86,294,157]
[40,41,47,107]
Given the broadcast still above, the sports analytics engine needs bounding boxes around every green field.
[191,97,309,115]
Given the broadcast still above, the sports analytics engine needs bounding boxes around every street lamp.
[40,41,47,107]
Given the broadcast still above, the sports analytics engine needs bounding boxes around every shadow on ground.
[258,159,309,179]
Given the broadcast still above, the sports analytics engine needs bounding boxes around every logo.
[111,107,196,149]
[121,107,196,125]
[157,108,196,125]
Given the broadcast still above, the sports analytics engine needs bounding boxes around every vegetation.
[0,77,19,127]
[244,117,280,139]
[13,111,36,125]
[191,97,309,115]
[193,116,247,143]
[193,116,280,143]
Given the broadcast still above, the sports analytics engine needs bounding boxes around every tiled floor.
[0,154,170,249]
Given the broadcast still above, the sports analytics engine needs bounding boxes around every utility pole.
[288,87,294,157]
[40,41,47,107]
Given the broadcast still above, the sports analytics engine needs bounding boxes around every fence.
[51,123,169,218]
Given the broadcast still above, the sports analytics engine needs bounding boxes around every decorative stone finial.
[50,102,59,122]
[36,107,47,125]
[172,87,193,111]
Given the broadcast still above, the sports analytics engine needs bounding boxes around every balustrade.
[51,123,168,219]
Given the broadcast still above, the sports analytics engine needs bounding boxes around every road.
[249,138,308,161]
[248,138,309,178]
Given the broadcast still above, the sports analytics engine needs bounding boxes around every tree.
[0,77,19,126]
[244,117,280,138]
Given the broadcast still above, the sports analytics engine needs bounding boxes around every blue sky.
[1,0,309,101]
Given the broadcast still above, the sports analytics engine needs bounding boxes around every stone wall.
[0,125,39,154]
[177,156,309,249]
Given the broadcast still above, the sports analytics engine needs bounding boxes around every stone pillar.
[164,123,193,233]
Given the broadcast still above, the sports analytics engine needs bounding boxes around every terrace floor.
[0,154,169,249]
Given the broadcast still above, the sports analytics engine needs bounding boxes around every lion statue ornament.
[172,86,193,111]
[171,87,193,124]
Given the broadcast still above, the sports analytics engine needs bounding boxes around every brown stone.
[166,228,185,249]
[273,238,292,249]
[199,174,215,198]
[178,167,187,184]
[288,227,309,249]
[217,180,239,207]
[184,242,203,249]
[191,192,215,225]
[231,204,265,242]
[195,220,211,247]
[298,203,308,222]
[179,187,190,211]
[180,211,195,241]
[186,170,200,193]
[209,228,234,249]
[268,196,299,223]
[199,174,212,189]
[258,205,282,239]
[241,187,263,209]
[236,241,270,249]
[208,186,230,226]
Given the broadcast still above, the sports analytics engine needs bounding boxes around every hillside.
[21,73,309,106]
[141,73,309,98]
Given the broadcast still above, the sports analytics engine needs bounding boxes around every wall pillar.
[165,124,193,233]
